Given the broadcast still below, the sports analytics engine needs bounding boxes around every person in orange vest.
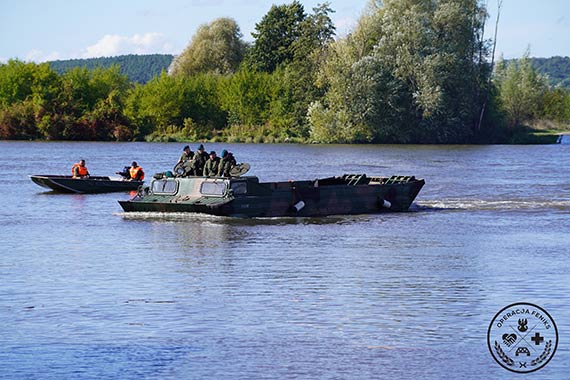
[129,161,145,181]
[71,159,90,178]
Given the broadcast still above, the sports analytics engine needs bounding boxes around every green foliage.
[126,72,188,130]
[526,56,570,88]
[2,3,568,144]
[0,60,134,140]
[309,54,414,143]
[242,2,336,139]
[541,88,570,122]
[494,53,550,128]
[219,69,274,127]
[0,100,39,140]
[49,54,173,83]
[125,72,226,140]
[246,1,307,72]
[0,60,35,107]
[169,18,247,77]
[310,0,491,143]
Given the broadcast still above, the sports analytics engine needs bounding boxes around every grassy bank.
[509,120,570,144]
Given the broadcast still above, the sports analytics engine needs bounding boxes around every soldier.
[218,149,237,177]
[193,144,209,176]
[178,145,193,165]
[203,151,221,177]
[175,145,195,176]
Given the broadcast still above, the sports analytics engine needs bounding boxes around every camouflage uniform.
[218,153,237,177]
[179,150,193,163]
[193,149,209,176]
[204,156,221,177]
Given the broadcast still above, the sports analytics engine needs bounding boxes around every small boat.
[30,175,143,194]
[118,174,424,217]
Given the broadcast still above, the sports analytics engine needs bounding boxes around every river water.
[1,141,569,379]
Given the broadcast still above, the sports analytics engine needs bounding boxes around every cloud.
[82,32,174,58]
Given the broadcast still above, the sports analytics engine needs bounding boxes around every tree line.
[46,54,570,89]
[528,56,570,88]
[1,0,569,143]
[49,54,174,84]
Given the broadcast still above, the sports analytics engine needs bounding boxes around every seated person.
[203,151,220,177]
[129,161,145,181]
[218,150,237,177]
[116,166,132,179]
[178,145,193,165]
[71,159,90,178]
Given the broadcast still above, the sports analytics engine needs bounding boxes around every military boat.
[118,174,424,217]
[30,175,143,194]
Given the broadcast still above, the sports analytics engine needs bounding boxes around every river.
[1,141,569,379]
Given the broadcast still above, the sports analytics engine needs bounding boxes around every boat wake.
[416,198,570,212]
[115,211,365,225]
[116,211,225,222]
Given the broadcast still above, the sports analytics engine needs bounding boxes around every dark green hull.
[31,175,143,194]
[118,174,424,217]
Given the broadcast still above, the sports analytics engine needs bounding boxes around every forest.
[1,0,569,144]
[46,55,570,89]
[48,54,174,84]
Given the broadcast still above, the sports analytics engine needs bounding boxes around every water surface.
[1,142,569,379]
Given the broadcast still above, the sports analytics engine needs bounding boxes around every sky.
[1,0,569,63]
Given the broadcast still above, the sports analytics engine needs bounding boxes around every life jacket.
[72,163,88,176]
[129,166,144,180]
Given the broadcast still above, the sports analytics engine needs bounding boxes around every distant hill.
[529,56,570,88]
[48,54,174,83]
[47,54,570,88]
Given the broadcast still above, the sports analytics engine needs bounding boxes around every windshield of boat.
[200,181,227,196]
[151,179,178,194]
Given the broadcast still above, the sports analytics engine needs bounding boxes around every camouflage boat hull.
[118,174,424,218]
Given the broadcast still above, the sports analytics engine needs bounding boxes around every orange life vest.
[129,166,144,180]
[72,163,88,176]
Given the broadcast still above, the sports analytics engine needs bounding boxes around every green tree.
[272,3,336,138]
[494,53,550,128]
[541,88,570,123]
[169,18,247,77]
[219,68,274,127]
[125,72,188,132]
[310,0,490,143]
[246,1,306,72]
[125,72,225,140]
[0,60,36,106]
[0,60,62,139]
[49,54,174,83]
[0,100,38,139]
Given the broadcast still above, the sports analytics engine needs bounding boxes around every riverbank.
[509,120,570,144]
[143,125,570,145]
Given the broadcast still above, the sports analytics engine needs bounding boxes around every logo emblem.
[488,302,558,373]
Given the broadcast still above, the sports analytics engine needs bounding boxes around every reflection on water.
[1,142,570,379]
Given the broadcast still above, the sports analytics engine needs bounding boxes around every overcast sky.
[1,0,569,63]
